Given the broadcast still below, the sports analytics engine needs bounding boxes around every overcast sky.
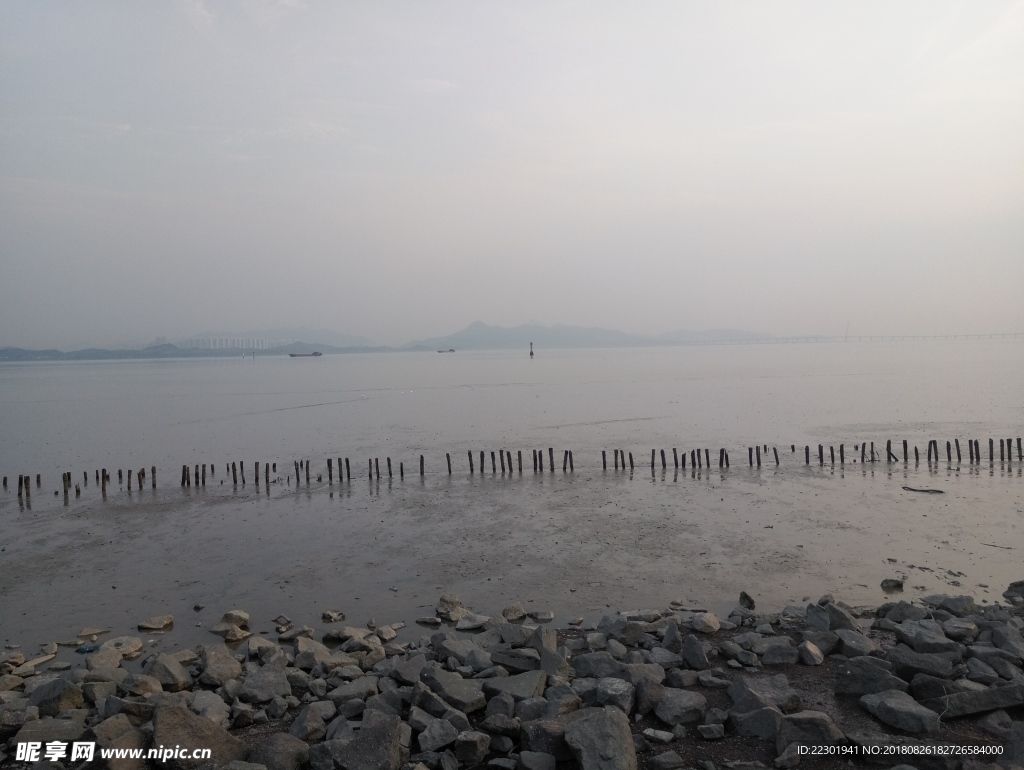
[1,1,1022,348]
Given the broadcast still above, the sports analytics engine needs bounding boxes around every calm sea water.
[1,341,1021,480]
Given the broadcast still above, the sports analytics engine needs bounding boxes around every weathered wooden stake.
[691,450,696,468]
[180,465,186,486]
[295,460,301,482]
[914,446,919,462]
[531,450,536,472]
[968,440,974,463]
[1018,437,1022,461]
[445,453,451,475]
[265,463,269,485]
[748,447,753,466]
[400,462,404,479]
[127,469,132,490]
[305,461,309,484]
[989,438,994,462]
[368,459,372,479]
[628,452,634,470]
[705,449,710,467]
[569,451,574,471]
[719,448,725,467]
[564,451,569,472]
[469,451,475,473]
[773,447,779,465]
[1007,438,1012,464]
[903,440,908,462]
[673,448,679,468]
[548,448,555,472]
[806,446,811,465]
[696,449,702,468]
[1000,439,1005,462]
[539,450,544,472]
[603,450,607,470]
[828,446,834,465]
[661,449,666,470]
[272,463,276,473]
[201,464,206,485]
[489,451,495,473]
[860,443,865,463]
[725,450,730,468]
[480,451,485,472]
[756,446,761,467]
[328,459,333,483]
[500,451,506,473]
[946,441,952,463]
[651,449,655,470]
[420,455,425,476]
[387,457,393,478]
[232,462,238,485]
[344,458,350,480]
[839,444,845,464]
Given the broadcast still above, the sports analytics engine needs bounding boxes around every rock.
[730,705,782,739]
[654,689,706,725]
[919,683,1024,719]
[502,602,527,621]
[634,679,666,716]
[860,689,941,733]
[520,718,572,760]
[437,593,464,616]
[801,630,839,656]
[238,664,292,703]
[199,644,242,686]
[289,704,327,742]
[27,678,84,717]
[152,703,247,769]
[824,603,857,630]
[835,629,877,657]
[942,618,978,642]
[455,613,491,631]
[728,675,800,713]
[641,728,674,744]
[483,670,547,701]
[422,666,486,713]
[221,609,250,626]
[835,657,909,695]
[146,654,192,692]
[330,711,403,770]
[519,751,557,770]
[691,613,720,634]
[697,723,725,739]
[564,706,637,770]
[881,578,904,592]
[572,652,626,680]
[596,677,634,713]
[776,710,845,753]
[392,654,427,685]
[84,713,146,770]
[797,641,824,666]
[138,615,174,631]
[886,644,953,681]
[420,717,460,752]
[13,714,87,747]
[454,730,490,765]
[329,675,379,704]
[774,743,801,769]
[648,750,684,770]
[248,733,308,770]
[681,635,709,670]
[192,689,231,724]
[938,595,978,617]
[99,636,143,657]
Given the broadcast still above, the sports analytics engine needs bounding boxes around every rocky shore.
[2,582,1023,770]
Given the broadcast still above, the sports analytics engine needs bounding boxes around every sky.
[1,1,1022,348]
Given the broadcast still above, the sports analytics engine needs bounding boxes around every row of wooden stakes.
[4,437,1020,496]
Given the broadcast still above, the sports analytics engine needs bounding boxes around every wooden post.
[500,451,506,473]
[387,457,393,478]
[705,448,710,467]
[272,463,276,473]
[531,450,536,472]
[885,440,892,462]
[117,469,122,483]
[539,450,544,472]
[696,449,702,468]
[818,445,824,466]
[748,447,753,466]
[681,451,687,469]
[569,451,574,471]
[773,447,779,465]
[806,446,811,465]
[186,466,191,487]
[839,444,844,464]
[295,460,301,482]
[180,465,186,487]
[719,448,724,467]
[651,449,655,470]
[603,450,607,470]
[488,451,494,473]
[791,444,795,452]
[946,441,952,463]
[756,446,761,467]
[469,451,475,473]
[1000,439,1005,462]
[265,462,270,485]
[860,443,865,463]
[202,464,206,485]
[420,455,425,476]
[1007,438,1012,464]
[517,450,522,473]
[375,458,381,479]
[989,438,994,462]
[446,453,452,475]
[725,450,730,468]
[1018,437,1022,461]
[232,462,238,484]
[480,451,485,471]
[305,460,309,484]
[690,449,696,468]
[870,442,876,462]
[914,446,919,462]
[563,451,569,472]
[661,449,666,470]
[548,448,554,472]
[344,458,350,480]
[628,452,634,470]
[328,459,333,483]
[673,448,679,468]
[400,462,404,478]
[368,459,372,479]
[903,440,908,462]
[968,439,974,463]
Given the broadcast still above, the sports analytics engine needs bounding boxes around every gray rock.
[942,618,978,642]
[152,703,247,769]
[761,645,799,666]
[805,604,830,631]
[422,666,486,713]
[835,657,909,695]
[797,641,824,666]
[27,678,84,717]
[824,603,857,630]
[691,613,720,634]
[654,689,707,725]
[564,706,637,770]
[289,704,327,742]
[886,644,953,681]
[938,595,978,617]
[248,734,308,770]
[454,730,490,765]
[776,710,845,753]
[634,679,666,716]
[199,645,242,687]
[680,635,709,670]
[572,652,626,680]
[596,677,634,713]
[860,689,941,733]
[800,630,839,656]
[490,647,541,673]
[330,710,402,770]
[697,723,725,739]
[647,751,683,770]
[641,728,674,744]
[835,629,877,657]
[482,670,547,701]
[520,718,572,761]
[146,654,193,692]
[730,705,782,739]
[647,647,682,669]
[419,716,460,752]
[728,675,800,713]
[238,664,292,704]
[83,713,146,770]
[516,696,550,721]
[486,690,516,718]
[329,675,379,704]
[919,683,1024,719]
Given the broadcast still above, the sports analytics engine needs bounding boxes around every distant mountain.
[187,327,376,348]
[402,321,772,351]
[0,341,384,362]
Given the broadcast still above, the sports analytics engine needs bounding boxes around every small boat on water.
[437,348,455,353]
[289,352,323,357]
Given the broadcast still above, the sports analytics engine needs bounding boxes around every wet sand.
[1,460,1020,658]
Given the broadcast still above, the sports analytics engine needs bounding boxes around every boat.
[437,348,455,353]
[289,352,323,357]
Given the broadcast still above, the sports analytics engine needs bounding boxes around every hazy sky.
[2,1,1022,348]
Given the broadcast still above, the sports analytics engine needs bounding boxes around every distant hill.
[0,341,382,362]
[403,322,771,351]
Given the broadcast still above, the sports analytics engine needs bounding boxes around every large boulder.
[238,664,292,703]
[248,733,308,770]
[331,711,403,770]
[421,666,486,713]
[654,689,706,725]
[199,645,242,687]
[728,675,800,713]
[27,678,84,717]
[482,670,547,701]
[564,706,637,770]
[919,683,1024,719]
[146,654,193,692]
[152,703,247,770]
[834,657,909,696]
[776,711,845,754]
